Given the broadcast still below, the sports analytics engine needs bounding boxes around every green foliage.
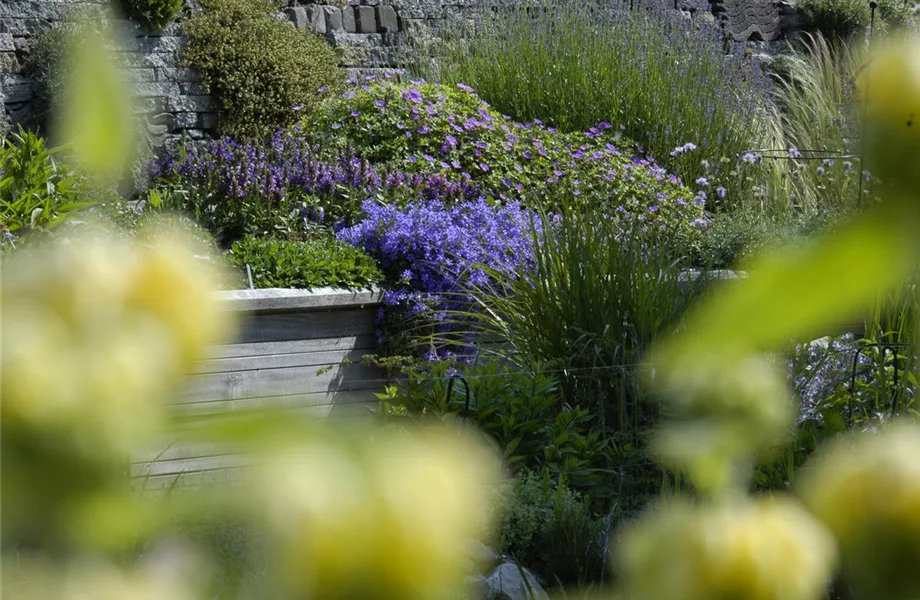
[120,0,184,31]
[228,234,383,290]
[488,471,609,588]
[183,0,344,139]
[429,0,773,193]
[799,0,912,39]
[309,81,705,242]
[691,208,849,268]
[0,128,91,246]
[24,24,79,131]
[378,359,609,492]
[457,208,694,433]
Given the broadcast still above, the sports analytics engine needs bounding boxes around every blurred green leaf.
[58,22,134,181]
[660,208,919,361]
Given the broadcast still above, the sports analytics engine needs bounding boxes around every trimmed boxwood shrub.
[119,0,184,31]
[228,234,383,290]
[183,0,344,139]
[307,79,708,243]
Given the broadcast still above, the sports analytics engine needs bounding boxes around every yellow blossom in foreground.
[617,496,837,600]
[649,352,795,495]
[857,35,920,194]
[258,425,503,600]
[798,421,920,599]
[1,229,232,458]
[2,558,196,600]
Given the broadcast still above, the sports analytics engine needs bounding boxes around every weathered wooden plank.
[180,363,385,403]
[236,310,375,344]
[133,441,234,464]
[175,390,378,416]
[204,335,377,359]
[220,287,383,313]
[194,348,370,374]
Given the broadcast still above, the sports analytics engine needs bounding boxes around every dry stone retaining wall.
[1,0,804,141]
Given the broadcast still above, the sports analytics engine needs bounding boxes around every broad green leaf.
[57,22,134,181]
[656,207,920,364]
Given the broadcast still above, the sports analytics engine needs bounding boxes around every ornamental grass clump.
[617,34,920,600]
[308,78,708,242]
[432,0,774,196]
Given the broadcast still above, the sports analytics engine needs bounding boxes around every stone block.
[131,82,181,98]
[173,111,198,128]
[342,7,357,32]
[157,67,197,82]
[137,36,184,54]
[285,6,309,29]
[0,52,19,75]
[186,128,206,140]
[0,34,14,52]
[322,6,344,32]
[2,76,34,103]
[376,5,398,32]
[124,68,158,83]
[134,96,168,114]
[305,5,327,34]
[356,6,377,33]
[167,94,214,112]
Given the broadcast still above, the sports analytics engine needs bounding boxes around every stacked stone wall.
[1,0,804,142]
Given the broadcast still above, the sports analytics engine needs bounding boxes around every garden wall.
[133,287,385,490]
[1,0,802,140]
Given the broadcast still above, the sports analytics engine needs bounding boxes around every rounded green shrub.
[307,80,707,243]
[228,234,383,290]
[183,0,345,140]
[119,0,184,31]
[799,0,913,39]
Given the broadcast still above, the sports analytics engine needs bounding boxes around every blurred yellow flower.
[2,558,196,600]
[857,35,920,195]
[1,227,233,460]
[798,421,920,599]
[257,425,503,600]
[617,496,837,600]
[649,352,795,495]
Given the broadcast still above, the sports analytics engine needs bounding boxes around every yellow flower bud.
[798,421,920,600]
[617,496,837,600]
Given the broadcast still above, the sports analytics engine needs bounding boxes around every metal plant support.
[445,374,473,420]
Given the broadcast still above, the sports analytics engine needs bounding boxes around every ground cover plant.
[228,233,384,290]
[431,0,774,201]
[183,0,344,139]
[307,78,709,241]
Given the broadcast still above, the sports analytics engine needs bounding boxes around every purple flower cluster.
[150,130,483,235]
[337,198,540,355]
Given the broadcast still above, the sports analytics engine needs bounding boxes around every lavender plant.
[149,131,480,245]
[431,0,774,199]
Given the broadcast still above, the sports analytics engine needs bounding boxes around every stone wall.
[1,0,803,142]
[0,1,216,147]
